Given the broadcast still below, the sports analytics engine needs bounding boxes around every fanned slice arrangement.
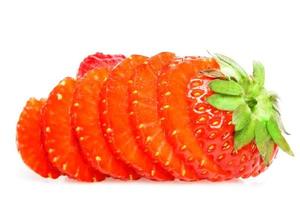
[72,68,139,180]
[100,55,173,180]
[16,52,293,182]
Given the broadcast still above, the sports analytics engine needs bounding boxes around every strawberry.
[77,52,125,78]
[71,68,139,180]
[187,73,266,179]
[158,56,230,181]
[184,54,293,179]
[42,77,105,182]
[17,52,293,182]
[100,55,173,180]
[129,52,198,181]
[17,98,60,178]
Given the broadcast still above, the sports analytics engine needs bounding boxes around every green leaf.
[234,118,255,150]
[209,79,243,96]
[267,116,294,156]
[233,104,251,131]
[265,141,275,165]
[214,53,250,91]
[274,112,291,135]
[249,61,265,96]
[213,54,243,81]
[253,61,265,89]
[254,121,268,156]
[214,53,248,77]
[207,94,244,111]
[255,120,275,165]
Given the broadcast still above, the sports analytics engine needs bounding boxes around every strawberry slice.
[158,57,229,181]
[17,98,60,179]
[129,52,198,181]
[42,77,105,182]
[100,55,173,180]
[71,68,139,180]
[77,52,125,78]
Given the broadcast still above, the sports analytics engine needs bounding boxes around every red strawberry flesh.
[17,98,61,178]
[42,77,105,182]
[100,55,173,180]
[72,68,139,180]
[129,52,198,180]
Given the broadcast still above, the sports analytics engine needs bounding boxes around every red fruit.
[184,54,291,179]
[42,77,105,182]
[17,52,293,182]
[100,55,173,180]
[17,98,60,178]
[187,73,265,179]
[158,57,229,181]
[77,52,125,78]
[71,68,139,180]
[129,52,198,181]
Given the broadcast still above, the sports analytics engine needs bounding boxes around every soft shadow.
[18,169,245,185]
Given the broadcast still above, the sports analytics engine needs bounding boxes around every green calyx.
[206,53,294,166]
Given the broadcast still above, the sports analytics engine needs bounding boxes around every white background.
[0,0,299,199]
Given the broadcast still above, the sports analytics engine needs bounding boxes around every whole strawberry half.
[186,54,293,179]
[77,52,125,78]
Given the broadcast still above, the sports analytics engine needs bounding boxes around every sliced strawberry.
[100,55,173,180]
[42,77,105,182]
[72,68,139,180]
[77,52,125,78]
[129,52,198,181]
[158,57,229,181]
[17,98,60,179]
